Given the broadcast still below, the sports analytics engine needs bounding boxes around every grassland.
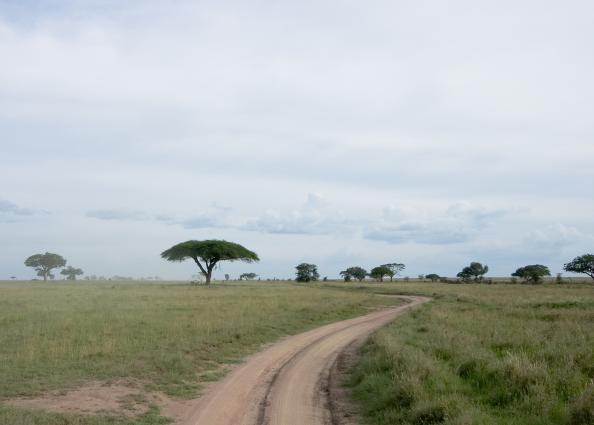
[340,281,594,425]
[0,280,398,425]
[2,280,593,425]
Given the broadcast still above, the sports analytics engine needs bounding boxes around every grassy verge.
[0,280,399,425]
[343,282,594,425]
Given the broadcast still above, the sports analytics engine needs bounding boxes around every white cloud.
[363,202,509,245]
[524,224,587,250]
[241,193,355,235]
[0,199,34,216]
[86,209,148,221]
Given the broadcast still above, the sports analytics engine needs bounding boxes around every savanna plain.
[0,280,593,425]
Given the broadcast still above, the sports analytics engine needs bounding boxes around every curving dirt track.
[179,295,429,425]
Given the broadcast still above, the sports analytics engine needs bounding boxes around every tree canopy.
[295,263,319,282]
[564,254,594,280]
[239,272,258,280]
[457,262,489,282]
[369,265,392,282]
[24,252,67,281]
[382,263,405,281]
[426,273,440,282]
[161,240,259,284]
[512,264,550,284]
[340,266,367,282]
[60,266,84,280]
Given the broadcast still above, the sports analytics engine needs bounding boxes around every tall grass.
[345,282,594,425]
[0,280,395,425]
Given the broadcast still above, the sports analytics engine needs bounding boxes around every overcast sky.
[1,0,593,280]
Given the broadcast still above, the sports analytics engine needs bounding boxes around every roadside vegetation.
[0,280,398,425]
[344,282,594,425]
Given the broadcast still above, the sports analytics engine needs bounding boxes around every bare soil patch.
[6,379,150,417]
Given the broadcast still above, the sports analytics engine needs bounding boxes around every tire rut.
[180,295,430,425]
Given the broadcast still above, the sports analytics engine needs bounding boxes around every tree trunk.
[192,256,211,285]
[205,263,217,285]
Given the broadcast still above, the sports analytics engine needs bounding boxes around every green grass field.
[0,280,398,425]
[1,280,593,425]
[342,282,594,425]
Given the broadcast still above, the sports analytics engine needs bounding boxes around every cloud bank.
[1,0,593,279]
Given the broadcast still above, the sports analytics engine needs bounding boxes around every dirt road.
[179,295,429,425]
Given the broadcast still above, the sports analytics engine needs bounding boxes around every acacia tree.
[60,266,84,280]
[426,273,440,282]
[295,263,319,282]
[457,262,489,282]
[24,252,67,281]
[564,254,594,281]
[369,265,392,282]
[239,272,258,280]
[512,265,550,284]
[383,263,406,281]
[340,266,367,282]
[339,270,352,282]
[161,240,259,285]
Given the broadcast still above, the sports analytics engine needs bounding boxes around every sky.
[1,0,593,280]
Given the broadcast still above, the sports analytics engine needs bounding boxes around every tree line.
[20,240,594,285]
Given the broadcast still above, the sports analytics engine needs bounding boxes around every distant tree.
[340,266,367,282]
[556,273,563,284]
[24,252,67,281]
[60,266,84,280]
[224,273,230,281]
[426,273,440,282]
[382,263,406,281]
[161,240,259,285]
[10,276,16,280]
[511,265,551,284]
[456,268,472,282]
[418,274,425,281]
[369,265,392,282]
[564,254,594,281]
[457,262,489,282]
[295,263,319,282]
[323,276,328,281]
[239,272,258,280]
